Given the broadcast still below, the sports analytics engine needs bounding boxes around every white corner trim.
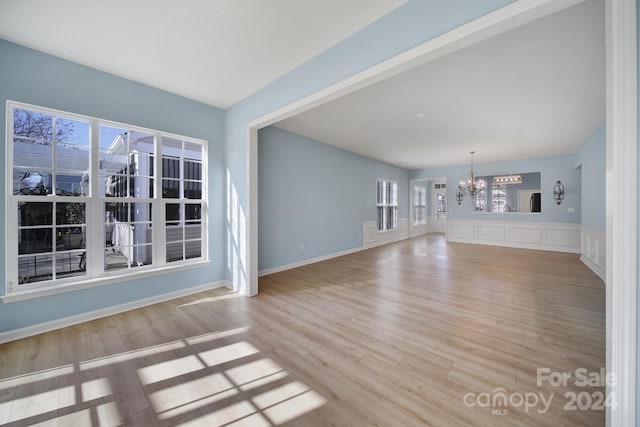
[606,0,637,425]
[258,247,365,277]
[0,281,231,344]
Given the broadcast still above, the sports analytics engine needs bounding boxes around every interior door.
[433,182,447,233]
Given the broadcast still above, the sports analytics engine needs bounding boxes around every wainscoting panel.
[447,220,581,253]
[477,225,506,242]
[509,226,542,244]
[580,226,605,281]
[363,218,409,248]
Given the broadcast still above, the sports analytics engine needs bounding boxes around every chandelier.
[456,151,485,205]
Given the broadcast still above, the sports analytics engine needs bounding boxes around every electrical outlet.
[299,244,304,252]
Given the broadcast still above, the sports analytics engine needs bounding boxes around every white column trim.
[606,0,637,425]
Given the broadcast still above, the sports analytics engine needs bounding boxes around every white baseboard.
[447,219,581,253]
[258,246,365,276]
[580,226,606,282]
[0,280,231,344]
[260,218,413,276]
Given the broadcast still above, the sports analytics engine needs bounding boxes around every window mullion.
[88,118,103,277]
[154,134,165,267]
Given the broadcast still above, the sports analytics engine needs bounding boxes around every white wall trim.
[258,247,365,277]
[447,219,581,253]
[580,225,606,282]
[606,0,637,425]
[0,281,230,344]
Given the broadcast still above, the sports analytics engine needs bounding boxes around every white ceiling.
[275,0,605,169]
[0,0,406,109]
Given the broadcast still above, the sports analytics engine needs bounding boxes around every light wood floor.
[0,235,605,426]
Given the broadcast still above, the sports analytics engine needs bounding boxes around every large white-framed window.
[6,101,208,295]
[413,184,427,226]
[376,178,398,231]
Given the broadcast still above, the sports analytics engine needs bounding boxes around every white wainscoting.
[447,220,581,253]
[581,226,606,281]
[409,221,429,237]
[364,217,409,248]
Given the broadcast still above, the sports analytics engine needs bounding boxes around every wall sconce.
[456,188,464,205]
[553,180,565,205]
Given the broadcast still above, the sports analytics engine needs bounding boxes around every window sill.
[2,260,211,303]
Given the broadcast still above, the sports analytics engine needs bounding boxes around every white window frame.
[376,178,398,232]
[5,101,209,301]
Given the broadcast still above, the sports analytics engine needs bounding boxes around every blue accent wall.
[258,126,408,271]
[575,122,606,232]
[224,0,518,283]
[410,154,582,223]
[0,39,225,333]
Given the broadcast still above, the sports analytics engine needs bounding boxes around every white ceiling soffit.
[275,0,605,170]
[0,0,406,109]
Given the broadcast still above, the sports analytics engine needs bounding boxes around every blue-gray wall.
[0,39,225,333]
[575,122,606,232]
[224,0,518,285]
[258,126,408,271]
[410,153,582,223]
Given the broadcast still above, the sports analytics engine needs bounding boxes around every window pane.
[184,161,202,180]
[184,181,202,199]
[100,125,127,151]
[56,172,88,196]
[129,131,154,154]
[56,227,85,250]
[185,224,201,240]
[162,137,182,157]
[162,157,180,178]
[19,254,53,284]
[184,142,202,162]
[55,143,89,171]
[166,204,180,224]
[166,242,184,262]
[131,245,153,267]
[162,179,180,198]
[185,204,201,221]
[104,175,129,197]
[13,137,52,168]
[55,117,89,145]
[56,251,86,279]
[166,225,184,243]
[100,150,128,174]
[20,202,53,226]
[19,228,52,254]
[130,176,154,198]
[14,169,52,196]
[185,240,201,260]
[105,248,129,271]
[106,202,129,222]
[13,109,53,141]
[131,203,152,222]
[130,153,153,176]
[132,224,152,245]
